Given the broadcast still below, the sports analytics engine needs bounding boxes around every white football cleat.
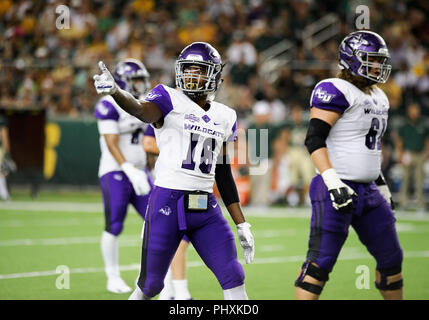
[157,289,174,300]
[107,277,132,294]
[129,287,152,300]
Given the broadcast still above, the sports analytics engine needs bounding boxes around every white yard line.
[3,220,429,248]
[1,220,429,248]
[0,235,140,247]
[0,201,104,213]
[1,201,428,221]
[1,250,429,280]
[0,218,95,228]
[0,232,292,247]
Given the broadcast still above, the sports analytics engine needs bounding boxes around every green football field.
[1,190,428,300]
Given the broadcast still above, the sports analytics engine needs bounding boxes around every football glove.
[93,61,117,95]
[121,162,151,196]
[237,222,254,264]
[0,152,17,176]
[375,174,395,210]
[321,168,357,213]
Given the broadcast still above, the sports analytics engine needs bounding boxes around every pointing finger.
[98,61,107,72]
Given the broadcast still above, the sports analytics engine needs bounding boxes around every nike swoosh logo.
[211,203,218,208]
[214,122,221,126]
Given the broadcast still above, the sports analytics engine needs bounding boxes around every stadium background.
[1,0,428,300]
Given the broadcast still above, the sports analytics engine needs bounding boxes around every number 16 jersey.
[310,78,389,183]
[144,84,237,193]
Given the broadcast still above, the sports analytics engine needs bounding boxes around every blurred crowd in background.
[0,0,428,209]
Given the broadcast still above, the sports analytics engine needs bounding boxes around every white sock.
[223,284,248,300]
[0,175,9,200]
[158,267,174,300]
[101,231,120,279]
[173,279,192,300]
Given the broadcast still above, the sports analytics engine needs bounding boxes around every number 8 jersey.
[310,78,389,183]
[144,84,237,192]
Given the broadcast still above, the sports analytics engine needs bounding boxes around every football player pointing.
[295,31,403,300]
[95,59,192,296]
[94,42,255,300]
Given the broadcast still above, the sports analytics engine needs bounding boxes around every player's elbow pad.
[215,156,240,207]
[305,118,332,155]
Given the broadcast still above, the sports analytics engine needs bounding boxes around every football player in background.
[94,58,153,293]
[295,31,403,300]
[0,114,16,201]
[94,42,255,300]
[143,125,192,300]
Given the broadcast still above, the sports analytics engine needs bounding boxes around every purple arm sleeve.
[94,99,120,120]
[310,82,350,113]
[144,84,174,118]
[144,125,155,137]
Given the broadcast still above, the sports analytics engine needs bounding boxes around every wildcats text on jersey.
[363,108,388,115]
[184,123,224,139]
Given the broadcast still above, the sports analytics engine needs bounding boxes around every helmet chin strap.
[183,90,209,106]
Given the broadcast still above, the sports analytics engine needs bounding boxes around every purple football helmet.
[114,59,150,98]
[339,31,391,83]
[175,42,223,98]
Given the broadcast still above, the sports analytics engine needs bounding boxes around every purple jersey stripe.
[144,125,155,137]
[94,99,120,121]
[311,81,350,113]
[227,121,237,142]
[144,84,174,118]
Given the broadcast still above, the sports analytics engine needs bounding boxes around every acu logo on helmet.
[116,64,133,75]
[186,54,204,61]
[343,34,370,52]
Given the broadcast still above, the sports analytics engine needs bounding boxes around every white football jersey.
[94,95,148,177]
[310,78,389,182]
[144,85,237,192]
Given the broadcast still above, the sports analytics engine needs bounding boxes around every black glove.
[0,152,17,175]
[375,174,395,210]
[322,168,357,214]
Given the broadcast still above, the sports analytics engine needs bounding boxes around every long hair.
[336,70,376,93]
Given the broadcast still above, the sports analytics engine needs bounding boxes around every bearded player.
[295,31,403,300]
[93,42,255,300]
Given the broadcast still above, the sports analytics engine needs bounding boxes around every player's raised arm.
[93,61,162,123]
